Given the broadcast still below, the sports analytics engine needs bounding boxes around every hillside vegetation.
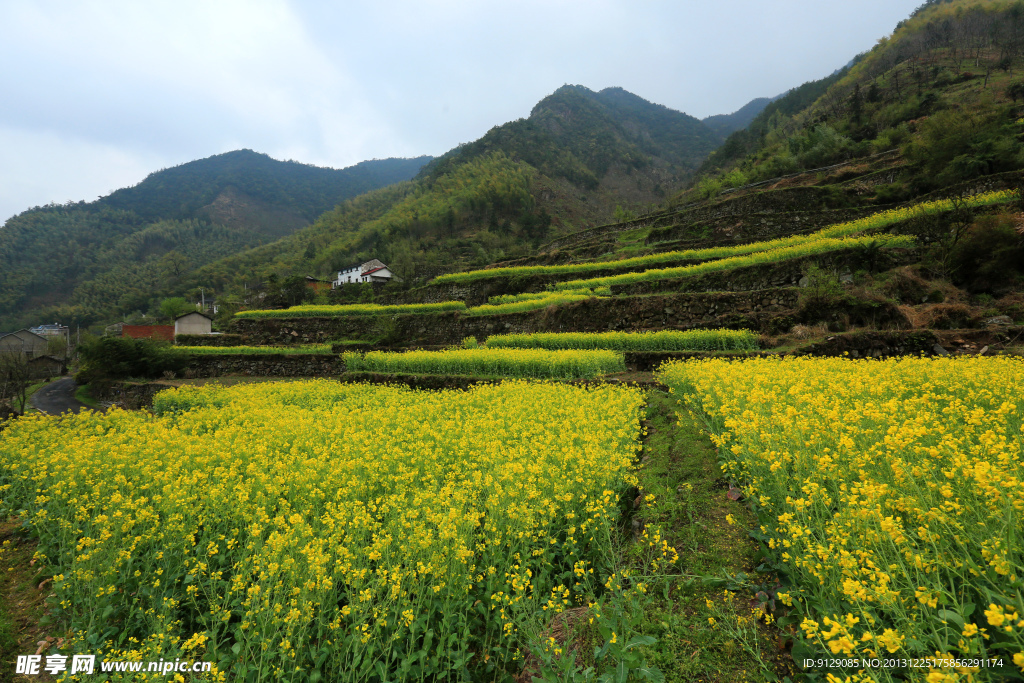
[158,86,737,327]
[689,0,1024,201]
[0,151,430,332]
[8,3,1024,682]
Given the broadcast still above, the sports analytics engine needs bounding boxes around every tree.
[1007,81,1024,103]
[0,350,29,415]
[75,335,186,383]
[46,336,69,362]
[443,206,456,237]
[157,250,189,281]
[160,297,192,321]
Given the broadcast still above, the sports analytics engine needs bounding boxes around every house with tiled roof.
[334,259,395,287]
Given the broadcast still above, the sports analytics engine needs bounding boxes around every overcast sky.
[0,0,924,224]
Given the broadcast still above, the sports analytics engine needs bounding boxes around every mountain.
[425,85,722,210]
[701,97,774,137]
[0,152,432,332]
[686,0,1024,201]
[96,150,432,237]
[170,85,726,313]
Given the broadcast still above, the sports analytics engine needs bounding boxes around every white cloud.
[0,0,400,164]
[0,0,926,222]
[0,125,162,224]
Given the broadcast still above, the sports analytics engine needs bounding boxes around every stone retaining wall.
[392,242,890,307]
[175,334,246,347]
[90,381,174,410]
[609,248,918,297]
[645,205,887,245]
[181,354,345,378]
[230,291,801,346]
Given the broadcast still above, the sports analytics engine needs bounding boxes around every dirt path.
[30,377,99,415]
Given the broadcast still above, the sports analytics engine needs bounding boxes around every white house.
[174,311,213,336]
[334,259,395,287]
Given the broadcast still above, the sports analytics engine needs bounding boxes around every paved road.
[31,377,99,415]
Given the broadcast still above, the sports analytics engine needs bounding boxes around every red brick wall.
[122,325,175,341]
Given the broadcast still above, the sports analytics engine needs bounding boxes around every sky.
[0,0,925,224]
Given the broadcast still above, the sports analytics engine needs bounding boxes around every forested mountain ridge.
[96,150,432,231]
[171,86,729,312]
[701,96,775,138]
[423,85,722,206]
[0,152,431,332]
[684,0,1024,202]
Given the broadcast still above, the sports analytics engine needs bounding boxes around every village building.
[334,259,395,287]
[174,311,214,336]
[29,323,70,342]
[0,329,49,359]
[304,276,334,294]
[0,329,65,377]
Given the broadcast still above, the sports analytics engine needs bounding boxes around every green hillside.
[0,152,431,332]
[154,86,729,323]
[701,96,774,137]
[99,150,431,229]
[687,0,1024,201]
[11,3,1024,682]
[425,85,722,208]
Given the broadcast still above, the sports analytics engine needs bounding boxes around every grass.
[183,344,334,355]
[0,520,57,683]
[634,390,787,682]
[234,301,466,319]
[73,384,100,410]
[14,380,49,414]
[465,291,608,316]
[482,330,760,352]
[486,287,610,305]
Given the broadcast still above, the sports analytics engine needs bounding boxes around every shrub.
[75,336,188,383]
[950,213,1024,293]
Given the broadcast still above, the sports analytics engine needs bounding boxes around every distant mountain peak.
[701,97,775,137]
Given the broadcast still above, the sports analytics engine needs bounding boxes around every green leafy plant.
[75,335,188,383]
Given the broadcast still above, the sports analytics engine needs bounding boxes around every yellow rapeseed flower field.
[0,380,651,681]
[658,356,1024,682]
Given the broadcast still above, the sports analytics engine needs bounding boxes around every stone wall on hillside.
[392,242,910,308]
[538,187,861,253]
[182,354,345,378]
[610,248,919,297]
[656,186,872,229]
[542,170,1023,257]
[230,291,800,346]
[645,205,888,246]
[90,381,174,410]
[540,212,674,252]
[793,330,940,358]
[175,334,246,346]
